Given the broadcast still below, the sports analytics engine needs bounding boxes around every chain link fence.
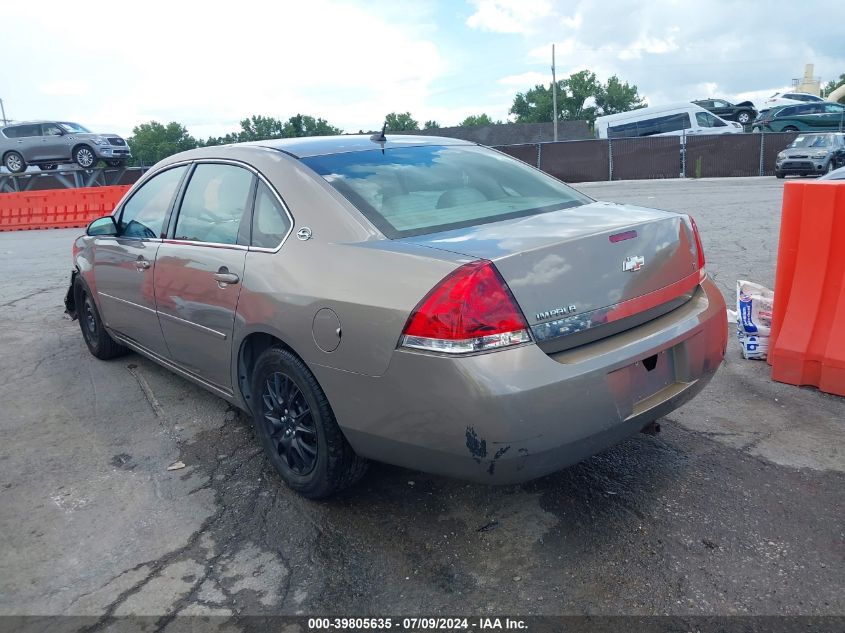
[495,132,801,182]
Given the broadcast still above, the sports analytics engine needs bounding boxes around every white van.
[595,102,744,139]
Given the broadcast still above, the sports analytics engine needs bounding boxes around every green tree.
[822,73,845,103]
[594,75,646,115]
[203,114,343,146]
[423,120,441,129]
[559,70,600,122]
[459,113,497,127]
[510,71,643,126]
[282,114,342,137]
[384,112,419,131]
[128,121,198,166]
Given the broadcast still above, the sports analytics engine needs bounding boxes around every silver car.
[775,132,845,178]
[65,135,727,498]
[1,120,131,173]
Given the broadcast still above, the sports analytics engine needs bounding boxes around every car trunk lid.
[403,201,702,353]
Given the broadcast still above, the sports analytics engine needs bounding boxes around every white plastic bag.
[736,280,774,360]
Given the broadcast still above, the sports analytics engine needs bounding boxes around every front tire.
[4,151,26,173]
[782,126,799,132]
[737,111,752,125]
[775,171,785,179]
[250,346,367,499]
[76,283,128,360]
[74,145,97,169]
[825,161,835,175]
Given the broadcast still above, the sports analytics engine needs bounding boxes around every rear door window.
[173,163,255,245]
[119,165,189,239]
[5,124,40,138]
[251,181,292,249]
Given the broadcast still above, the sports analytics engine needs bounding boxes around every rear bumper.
[314,277,727,484]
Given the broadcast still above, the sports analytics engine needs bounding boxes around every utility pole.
[0,98,7,126]
[551,44,558,142]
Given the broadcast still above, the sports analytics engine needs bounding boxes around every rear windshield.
[301,145,591,238]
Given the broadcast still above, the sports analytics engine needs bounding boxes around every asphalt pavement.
[0,176,842,629]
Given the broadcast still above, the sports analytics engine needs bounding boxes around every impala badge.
[623,255,645,272]
[535,305,578,322]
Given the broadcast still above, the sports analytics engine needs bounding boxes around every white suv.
[762,92,825,111]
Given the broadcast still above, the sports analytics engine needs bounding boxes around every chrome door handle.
[134,259,150,270]
[213,271,240,284]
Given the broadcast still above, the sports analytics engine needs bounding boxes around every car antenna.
[370,122,387,144]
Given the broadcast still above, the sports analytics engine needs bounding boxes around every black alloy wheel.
[261,371,318,476]
[250,346,367,498]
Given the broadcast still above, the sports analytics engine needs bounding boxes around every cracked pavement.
[0,178,843,629]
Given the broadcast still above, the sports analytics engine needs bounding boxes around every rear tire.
[250,346,367,499]
[4,151,26,173]
[76,282,128,360]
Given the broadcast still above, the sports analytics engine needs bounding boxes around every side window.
[779,107,796,117]
[174,164,254,245]
[695,112,726,127]
[41,123,63,136]
[3,126,22,139]
[119,165,188,239]
[12,124,41,138]
[825,104,844,114]
[659,113,690,133]
[251,181,292,249]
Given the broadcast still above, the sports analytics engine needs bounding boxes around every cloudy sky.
[3,0,844,139]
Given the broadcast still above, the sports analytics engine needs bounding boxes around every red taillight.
[400,260,531,354]
[689,215,706,271]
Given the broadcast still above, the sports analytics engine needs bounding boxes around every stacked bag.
[735,280,775,360]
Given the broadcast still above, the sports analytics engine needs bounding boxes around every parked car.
[692,99,757,125]
[775,133,845,178]
[65,135,727,498]
[0,121,131,173]
[762,92,825,110]
[756,102,845,133]
[595,102,743,139]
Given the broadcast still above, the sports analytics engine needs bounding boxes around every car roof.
[244,134,475,158]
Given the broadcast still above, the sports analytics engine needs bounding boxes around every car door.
[12,124,42,162]
[38,123,67,162]
[93,164,189,357]
[821,104,845,132]
[711,100,732,118]
[153,162,255,389]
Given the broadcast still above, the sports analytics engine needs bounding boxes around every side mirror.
[87,215,118,237]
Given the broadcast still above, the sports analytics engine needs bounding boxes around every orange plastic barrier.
[768,180,845,397]
[0,185,131,231]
